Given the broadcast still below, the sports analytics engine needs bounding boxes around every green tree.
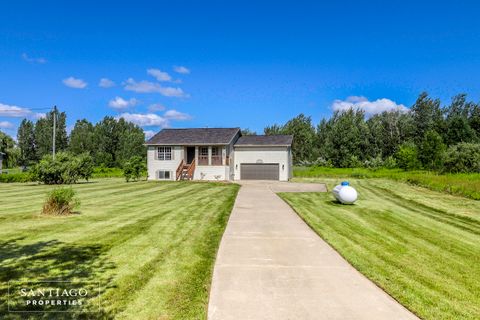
[281,114,317,163]
[241,128,257,135]
[411,92,444,144]
[69,119,95,155]
[470,104,480,137]
[443,143,480,173]
[395,142,420,170]
[31,152,93,184]
[0,131,18,168]
[443,95,477,145]
[123,156,146,182]
[264,124,284,135]
[17,119,37,165]
[418,130,446,170]
[93,116,119,167]
[35,107,68,159]
[115,119,146,165]
[318,109,369,167]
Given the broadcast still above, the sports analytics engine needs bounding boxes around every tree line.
[1,107,145,169]
[262,93,480,172]
[2,92,480,173]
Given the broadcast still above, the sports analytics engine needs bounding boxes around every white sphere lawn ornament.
[332,181,358,204]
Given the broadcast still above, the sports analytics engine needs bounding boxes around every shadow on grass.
[0,238,116,319]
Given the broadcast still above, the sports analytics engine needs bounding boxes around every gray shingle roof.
[145,128,240,145]
[234,135,293,146]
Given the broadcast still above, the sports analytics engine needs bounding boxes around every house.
[0,152,4,173]
[145,128,293,181]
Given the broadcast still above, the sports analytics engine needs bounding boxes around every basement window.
[157,147,172,160]
[157,170,171,180]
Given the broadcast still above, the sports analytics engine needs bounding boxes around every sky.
[1,0,480,139]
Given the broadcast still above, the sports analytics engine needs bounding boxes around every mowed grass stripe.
[280,178,480,320]
[0,179,240,319]
[0,181,197,239]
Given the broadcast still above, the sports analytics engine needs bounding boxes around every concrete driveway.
[208,181,418,320]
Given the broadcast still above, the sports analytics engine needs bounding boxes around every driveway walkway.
[208,181,418,320]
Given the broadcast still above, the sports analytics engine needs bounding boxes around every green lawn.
[280,178,480,320]
[0,178,239,319]
[294,166,480,200]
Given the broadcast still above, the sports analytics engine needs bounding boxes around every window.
[211,146,222,165]
[199,147,209,165]
[157,170,171,179]
[157,147,172,160]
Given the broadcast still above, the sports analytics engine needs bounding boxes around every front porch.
[176,145,230,180]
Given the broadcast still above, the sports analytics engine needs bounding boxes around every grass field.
[0,178,239,319]
[280,178,480,320]
[294,166,480,200]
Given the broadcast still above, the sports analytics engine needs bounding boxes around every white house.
[145,128,293,181]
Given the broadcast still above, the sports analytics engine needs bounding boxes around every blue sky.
[1,1,480,138]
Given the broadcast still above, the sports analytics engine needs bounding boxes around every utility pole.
[52,106,56,159]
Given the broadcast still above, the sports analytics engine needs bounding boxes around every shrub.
[383,156,398,169]
[345,155,363,168]
[31,152,94,184]
[443,143,480,173]
[123,156,146,182]
[42,187,80,215]
[0,172,33,183]
[364,155,384,170]
[395,142,421,170]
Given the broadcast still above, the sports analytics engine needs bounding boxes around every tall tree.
[264,124,284,135]
[69,119,95,155]
[317,109,369,167]
[17,119,37,165]
[418,130,446,170]
[115,118,146,165]
[241,128,257,135]
[410,92,443,143]
[0,131,17,168]
[282,114,317,163]
[443,94,477,145]
[93,116,119,167]
[92,116,146,167]
[35,107,68,159]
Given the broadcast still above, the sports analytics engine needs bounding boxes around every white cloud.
[99,78,115,88]
[148,103,166,112]
[63,77,87,89]
[0,121,14,129]
[331,96,409,116]
[108,96,139,110]
[116,113,169,128]
[123,78,188,97]
[164,109,192,120]
[144,130,156,139]
[0,102,45,118]
[147,68,172,82]
[22,53,47,64]
[173,66,190,74]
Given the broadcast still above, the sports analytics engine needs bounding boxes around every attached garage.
[233,135,293,181]
[240,163,279,180]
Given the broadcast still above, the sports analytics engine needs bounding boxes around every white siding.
[147,146,183,180]
[193,165,229,180]
[233,146,290,181]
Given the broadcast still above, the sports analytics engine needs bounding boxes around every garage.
[240,163,279,180]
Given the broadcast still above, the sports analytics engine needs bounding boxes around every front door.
[186,147,195,164]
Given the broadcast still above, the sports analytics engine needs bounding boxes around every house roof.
[234,135,293,146]
[145,128,240,145]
